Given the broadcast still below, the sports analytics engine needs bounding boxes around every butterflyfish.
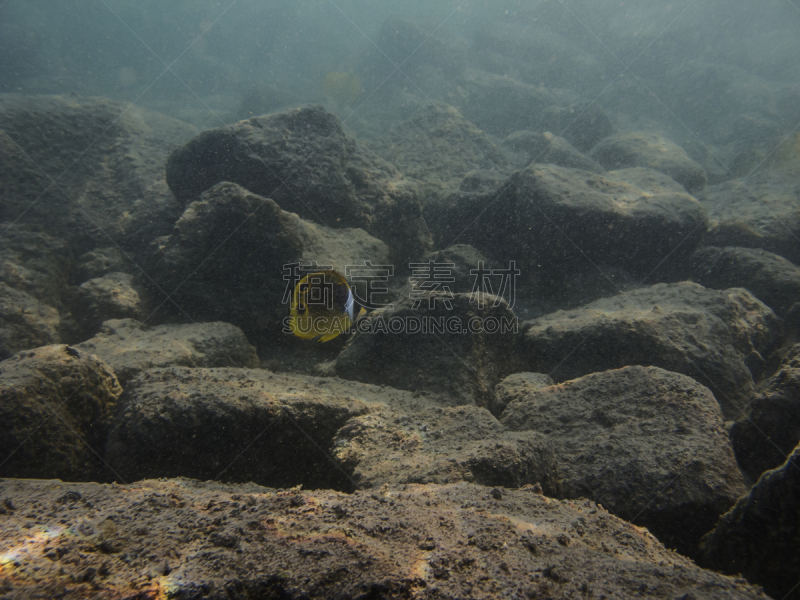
[289,270,366,342]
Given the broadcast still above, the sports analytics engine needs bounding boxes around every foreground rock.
[690,246,800,316]
[500,366,747,557]
[0,478,767,599]
[589,131,708,192]
[165,105,431,263]
[74,318,258,386]
[700,443,800,600]
[730,344,800,482]
[519,282,780,418]
[0,345,121,481]
[105,367,371,489]
[335,292,518,408]
[0,94,197,255]
[334,403,559,494]
[146,181,390,335]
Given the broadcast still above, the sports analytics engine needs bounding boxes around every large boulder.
[71,272,145,338]
[0,345,121,481]
[0,94,197,255]
[145,181,390,335]
[74,318,258,386]
[689,246,800,316]
[333,401,559,493]
[105,367,371,489]
[589,131,708,192]
[700,443,800,600]
[699,172,800,266]
[500,366,747,557]
[165,105,431,263]
[730,344,800,482]
[0,283,61,358]
[335,292,519,408]
[0,478,767,599]
[519,282,781,419]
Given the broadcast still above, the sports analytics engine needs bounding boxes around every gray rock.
[493,371,555,417]
[519,282,781,419]
[421,244,497,295]
[334,402,559,493]
[699,442,800,600]
[0,344,121,481]
[367,102,511,203]
[590,131,708,192]
[730,344,800,482]
[335,292,519,408]
[700,172,800,266]
[503,130,605,172]
[0,282,61,358]
[72,272,145,337]
[74,318,258,386]
[433,164,708,285]
[501,365,747,557]
[0,478,767,600]
[0,94,197,255]
[690,246,800,316]
[74,246,130,282]
[165,105,431,263]
[146,181,390,335]
[106,367,370,488]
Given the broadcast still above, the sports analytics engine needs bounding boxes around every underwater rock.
[519,282,781,419]
[0,478,768,599]
[730,344,800,483]
[429,164,708,293]
[0,94,197,256]
[335,292,519,408]
[0,282,61,358]
[106,367,370,488]
[74,246,130,282]
[165,105,431,264]
[689,246,800,316]
[492,371,554,418]
[366,102,512,204]
[146,181,390,335]
[699,172,800,266]
[0,344,121,481]
[699,442,800,600]
[333,402,559,493]
[74,318,258,387]
[71,272,145,338]
[0,225,73,309]
[589,131,708,192]
[501,365,746,558]
[502,130,605,172]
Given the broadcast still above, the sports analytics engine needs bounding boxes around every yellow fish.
[289,270,366,342]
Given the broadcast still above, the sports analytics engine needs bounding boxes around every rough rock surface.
[335,292,518,408]
[429,164,708,292]
[700,172,800,266]
[689,246,800,316]
[0,94,197,255]
[730,344,800,482]
[0,345,121,481]
[519,282,781,418]
[492,372,555,418]
[500,366,747,557]
[502,130,605,173]
[74,318,258,386]
[367,102,510,203]
[146,181,390,334]
[165,104,431,263]
[71,272,144,337]
[700,443,800,600]
[74,246,131,282]
[0,282,61,358]
[105,367,371,489]
[0,478,767,600]
[334,403,559,494]
[589,131,708,192]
